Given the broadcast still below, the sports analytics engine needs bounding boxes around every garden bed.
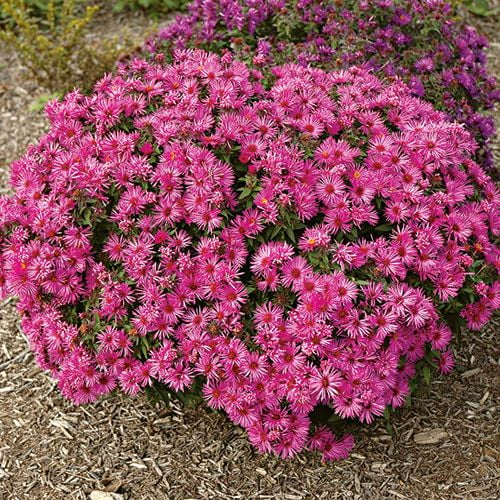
[0,2,498,498]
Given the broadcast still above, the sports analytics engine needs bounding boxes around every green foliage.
[145,379,204,408]
[1,0,61,20]
[461,0,497,16]
[112,0,189,18]
[28,91,62,111]
[0,0,136,92]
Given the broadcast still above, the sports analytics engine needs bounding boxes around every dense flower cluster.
[0,50,498,461]
[145,0,499,169]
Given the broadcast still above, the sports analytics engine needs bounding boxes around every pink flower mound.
[0,50,498,461]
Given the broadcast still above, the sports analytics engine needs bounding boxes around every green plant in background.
[459,0,499,16]
[0,0,137,93]
[112,0,189,18]
[0,0,62,21]
[28,91,63,111]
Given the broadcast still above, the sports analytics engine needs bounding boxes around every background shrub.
[0,0,137,93]
[0,0,64,20]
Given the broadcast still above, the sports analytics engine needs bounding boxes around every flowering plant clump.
[0,50,498,461]
[145,0,499,169]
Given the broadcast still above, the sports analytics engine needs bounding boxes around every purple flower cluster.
[146,0,499,168]
[1,49,498,460]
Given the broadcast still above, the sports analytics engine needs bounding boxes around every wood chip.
[461,368,481,379]
[413,429,448,445]
[90,492,124,500]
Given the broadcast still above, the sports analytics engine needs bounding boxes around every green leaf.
[375,223,393,232]
[308,254,319,265]
[355,279,370,286]
[238,187,252,199]
[29,92,61,112]
[423,366,431,385]
[443,311,464,345]
[112,0,127,12]
[140,341,148,358]
[424,351,439,369]
[270,225,282,239]
[81,209,92,226]
[346,227,358,241]
[327,413,342,424]
[285,226,296,243]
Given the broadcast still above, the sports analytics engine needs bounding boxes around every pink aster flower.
[436,350,455,375]
[310,366,342,402]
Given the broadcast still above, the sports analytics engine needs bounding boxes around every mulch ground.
[0,4,499,499]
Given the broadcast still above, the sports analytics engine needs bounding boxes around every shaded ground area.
[0,4,499,499]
